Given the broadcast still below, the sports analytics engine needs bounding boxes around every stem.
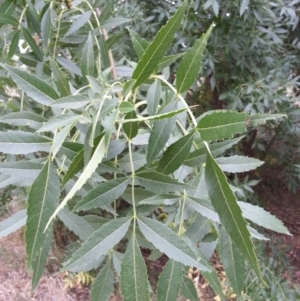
[113,122,123,217]
[18,6,28,29]
[53,9,64,59]
[83,1,102,76]
[178,193,186,236]
[128,141,137,218]
[154,75,197,128]
[20,91,24,112]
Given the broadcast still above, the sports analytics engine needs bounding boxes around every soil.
[0,168,300,301]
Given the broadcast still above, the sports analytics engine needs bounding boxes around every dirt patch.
[254,165,300,286]
[0,229,77,301]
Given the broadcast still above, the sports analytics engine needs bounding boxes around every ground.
[0,172,300,301]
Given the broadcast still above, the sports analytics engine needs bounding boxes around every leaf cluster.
[0,1,291,300]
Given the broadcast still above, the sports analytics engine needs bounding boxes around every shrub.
[0,1,291,300]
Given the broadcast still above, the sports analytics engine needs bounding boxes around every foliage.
[0,1,292,300]
[116,0,300,192]
[241,238,300,301]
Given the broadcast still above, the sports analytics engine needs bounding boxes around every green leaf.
[119,102,135,114]
[51,124,73,158]
[158,53,184,71]
[0,131,51,154]
[98,31,110,70]
[0,13,19,27]
[184,136,244,167]
[136,171,189,193]
[0,64,59,105]
[57,208,94,241]
[187,197,219,223]
[49,58,70,97]
[127,27,148,58]
[51,94,91,109]
[137,217,211,271]
[105,139,127,160]
[215,155,264,173]
[146,101,177,165]
[202,269,225,301]
[0,112,46,130]
[121,108,186,123]
[0,0,16,16]
[146,80,161,116]
[62,146,84,185]
[180,277,198,301]
[7,29,20,60]
[31,229,53,290]
[123,111,138,139]
[157,132,194,175]
[205,149,264,283]
[47,135,106,227]
[0,161,43,180]
[22,27,44,61]
[41,7,51,51]
[0,210,27,239]
[185,215,211,244]
[36,114,79,133]
[132,2,187,88]
[64,11,92,37]
[237,201,291,235]
[120,236,150,301]
[63,217,132,272]
[101,17,131,30]
[187,167,208,199]
[197,111,247,141]
[98,0,114,22]
[122,188,154,204]
[26,160,59,267]
[118,152,146,172]
[57,57,82,76]
[248,112,286,127]
[0,174,31,188]
[90,257,114,301]
[219,227,245,298]
[138,194,180,205]
[74,177,131,212]
[81,32,94,76]
[240,0,250,16]
[176,23,214,93]
[25,0,40,35]
[157,259,183,301]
